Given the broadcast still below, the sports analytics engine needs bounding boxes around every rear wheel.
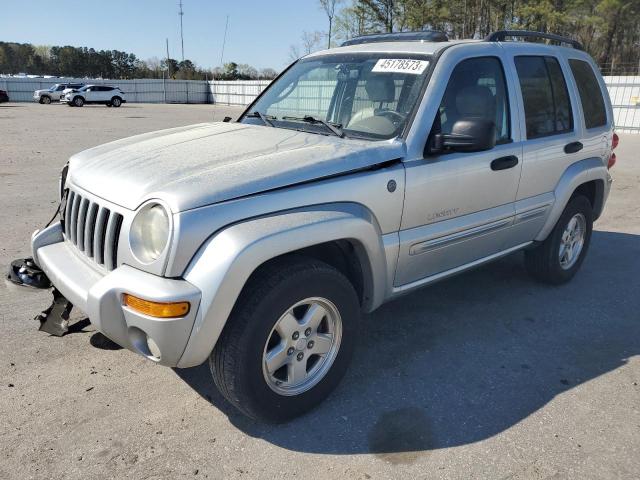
[111,96,122,107]
[210,256,360,422]
[525,195,593,284]
[73,96,84,107]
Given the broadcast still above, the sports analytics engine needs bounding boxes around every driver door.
[395,55,523,286]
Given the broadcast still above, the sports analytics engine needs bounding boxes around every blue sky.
[2,0,329,70]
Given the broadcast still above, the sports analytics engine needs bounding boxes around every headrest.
[366,76,396,103]
[455,85,495,118]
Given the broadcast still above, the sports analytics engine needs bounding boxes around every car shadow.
[174,230,640,459]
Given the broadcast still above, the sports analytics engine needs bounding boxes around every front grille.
[62,189,123,271]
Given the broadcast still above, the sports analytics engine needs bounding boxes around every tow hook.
[35,289,74,336]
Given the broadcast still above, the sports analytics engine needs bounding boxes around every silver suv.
[29,30,616,422]
[33,83,85,104]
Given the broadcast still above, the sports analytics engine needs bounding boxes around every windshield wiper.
[282,115,344,138]
[245,111,275,127]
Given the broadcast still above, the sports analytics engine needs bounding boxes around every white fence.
[3,75,639,133]
[606,76,640,133]
[208,80,271,106]
[0,77,212,104]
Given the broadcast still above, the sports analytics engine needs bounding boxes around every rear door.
[508,51,583,244]
[97,86,112,101]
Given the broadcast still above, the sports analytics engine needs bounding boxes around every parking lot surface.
[1,102,639,479]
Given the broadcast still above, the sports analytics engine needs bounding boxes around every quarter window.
[435,57,511,145]
[515,56,573,139]
[569,59,607,129]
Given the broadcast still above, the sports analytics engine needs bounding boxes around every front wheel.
[525,195,593,284]
[40,96,51,104]
[210,256,360,422]
[73,96,84,107]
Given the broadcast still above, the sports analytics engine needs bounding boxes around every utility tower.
[179,0,185,62]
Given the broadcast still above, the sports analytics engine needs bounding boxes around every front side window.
[515,56,573,139]
[434,56,511,145]
[241,54,432,140]
[569,59,607,129]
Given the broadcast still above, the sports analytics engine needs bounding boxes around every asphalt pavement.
[1,102,638,479]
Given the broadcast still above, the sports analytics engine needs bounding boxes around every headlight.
[130,203,170,263]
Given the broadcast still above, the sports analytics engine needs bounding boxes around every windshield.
[241,53,431,140]
[48,85,59,92]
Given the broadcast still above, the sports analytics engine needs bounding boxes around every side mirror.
[429,118,496,154]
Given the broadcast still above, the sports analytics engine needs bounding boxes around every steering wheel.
[377,109,406,124]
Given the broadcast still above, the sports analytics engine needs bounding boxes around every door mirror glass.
[431,118,496,153]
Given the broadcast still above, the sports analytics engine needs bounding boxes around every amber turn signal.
[123,294,190,318]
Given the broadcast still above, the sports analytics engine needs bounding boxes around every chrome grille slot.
[84,203,99,257]
[64,188,123,271]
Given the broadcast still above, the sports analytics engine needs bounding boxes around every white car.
[33,83,85,104]
[62,85,126,107]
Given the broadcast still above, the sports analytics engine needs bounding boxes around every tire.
[111,96,122,107]
[40,96,51,104]
[210,256,360,422]
[525,195,593,284]
[73,96,84,107]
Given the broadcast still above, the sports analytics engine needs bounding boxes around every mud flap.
[36,289,74,336]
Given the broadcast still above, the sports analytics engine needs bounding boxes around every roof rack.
[485,30,583,50]
[341,30,448,47]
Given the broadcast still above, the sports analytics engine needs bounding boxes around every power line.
[220,15,229,68]
[179,0,185,62]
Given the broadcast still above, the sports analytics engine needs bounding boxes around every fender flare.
[177,202,387,367]
[535,158,609,241]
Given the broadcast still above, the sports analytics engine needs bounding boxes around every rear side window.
[515,56,573,139]
[569,59,607,129]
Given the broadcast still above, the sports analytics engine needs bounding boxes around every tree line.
[0,42,278,80]
[296,0,640,74]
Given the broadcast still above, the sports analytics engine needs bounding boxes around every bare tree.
[319,0,342,48]
[302,31,324,54]
[288,44,302,63]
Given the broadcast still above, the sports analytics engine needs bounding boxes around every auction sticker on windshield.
[372,59,429,74]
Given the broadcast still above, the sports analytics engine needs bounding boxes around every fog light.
[123,294,190,318]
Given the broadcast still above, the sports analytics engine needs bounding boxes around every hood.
[68,122,406,212]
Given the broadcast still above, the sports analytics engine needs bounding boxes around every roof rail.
[341,30,448,47]
[485,30,583,50]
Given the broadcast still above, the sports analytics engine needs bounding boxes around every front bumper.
[32,224,202,366]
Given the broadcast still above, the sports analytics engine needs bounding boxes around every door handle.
[564,141,583,154]
[491,155,519,171]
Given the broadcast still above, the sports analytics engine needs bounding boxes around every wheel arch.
[177,203,388,367]
[535,158,610,242]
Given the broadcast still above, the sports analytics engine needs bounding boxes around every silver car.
[33,83,84,104]
[30,30,616,421]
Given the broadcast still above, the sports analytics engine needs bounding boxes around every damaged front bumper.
[31,222,202,366]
